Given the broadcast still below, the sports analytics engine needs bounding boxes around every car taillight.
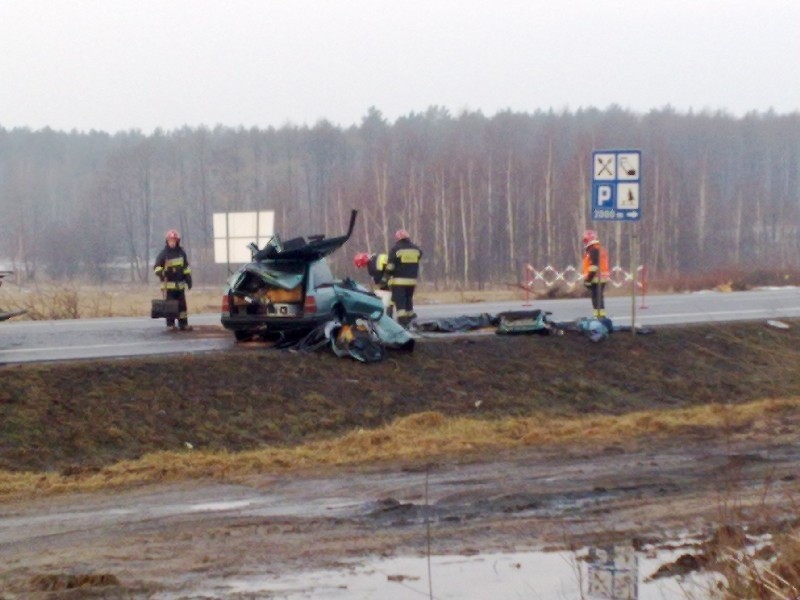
[221,294,230,315]
[303,294,317,314]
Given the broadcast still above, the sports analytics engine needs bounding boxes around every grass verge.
[1,396,798,499]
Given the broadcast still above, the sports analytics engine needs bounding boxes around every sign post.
[591,150,642,335]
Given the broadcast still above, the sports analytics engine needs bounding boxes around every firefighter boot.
[178,319,193,332]
[166,319,177,331]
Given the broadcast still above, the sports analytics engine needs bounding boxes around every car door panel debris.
[495,310,559,335]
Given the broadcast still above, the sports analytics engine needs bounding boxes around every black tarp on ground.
[413,310,558,335]
[411,313,499,333]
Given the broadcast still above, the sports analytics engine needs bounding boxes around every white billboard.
[213,211,275,264]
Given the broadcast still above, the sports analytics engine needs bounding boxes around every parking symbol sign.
[591,150,641,221]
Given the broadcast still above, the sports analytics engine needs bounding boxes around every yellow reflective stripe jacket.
[154,245,191,288]
[386,238,422,286]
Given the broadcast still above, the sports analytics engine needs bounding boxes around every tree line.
[1,105,798,288]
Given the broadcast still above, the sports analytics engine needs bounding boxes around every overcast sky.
[1,0,799,134]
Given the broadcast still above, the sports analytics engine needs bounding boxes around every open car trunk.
[228,262,307,318]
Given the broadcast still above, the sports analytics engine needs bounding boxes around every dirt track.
[1,432,798,598]
[1,321,800,597]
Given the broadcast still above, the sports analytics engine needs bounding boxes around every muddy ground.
[1,321,800,598]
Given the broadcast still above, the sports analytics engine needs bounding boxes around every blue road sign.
[591,150,642,221]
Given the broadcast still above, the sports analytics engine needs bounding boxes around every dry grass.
[1,396,797,499]
[1,281,223,319]
[0,280,531,319]
[717,532,800,600]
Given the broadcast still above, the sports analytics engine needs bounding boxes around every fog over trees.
[1,106,798,288]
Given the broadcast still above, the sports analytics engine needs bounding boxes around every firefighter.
[354,252,392,314]
[582,229,609,319]
[354,252,389,288]
[385,229,423,327]
[154,229,193,331]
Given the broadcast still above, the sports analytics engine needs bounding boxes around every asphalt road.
[1,287,799,364]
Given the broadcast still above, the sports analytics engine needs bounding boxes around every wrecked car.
[221,210,359,341]
[220,210,413,357]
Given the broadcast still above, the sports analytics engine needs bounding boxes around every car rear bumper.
[220,313,331,333]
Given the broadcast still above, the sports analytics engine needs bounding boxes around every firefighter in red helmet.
[353,252,370,270]
[154,229,193,331]
[353,252,389,289]
[385,228,423,327]
[354,251,391,313]
[582,229,609,319]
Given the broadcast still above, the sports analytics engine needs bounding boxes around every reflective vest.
[367,253,388,285]
[582,242,609,283]
[154,245,192,291]
[386,239,422,286]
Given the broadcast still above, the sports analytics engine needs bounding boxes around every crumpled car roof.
[253,210,358,262]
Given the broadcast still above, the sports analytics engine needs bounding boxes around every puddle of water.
[181,546,719,600]
[188,500,255,512]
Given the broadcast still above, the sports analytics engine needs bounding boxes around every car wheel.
[234,330,254,342]
[332,303,345,322]
[259,331,283,342]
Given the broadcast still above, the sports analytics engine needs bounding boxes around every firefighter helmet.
[582,229,598,249]
[395,228,410,242]
[166,229,180,242]
[353,252,370,269]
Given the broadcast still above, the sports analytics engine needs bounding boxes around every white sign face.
[594,153,617,180]
[617,183,639,209]
[213,211,275,264]
[616,153,639,181]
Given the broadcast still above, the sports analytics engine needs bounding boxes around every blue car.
[220,210,387,343]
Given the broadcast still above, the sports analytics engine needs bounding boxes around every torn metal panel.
[373,313,415,351]
[268,279,415,361]
[328,321,387,363]
[238,262,305,291]
[495,310,557,335]
[253,210,358,262]
[332,282,385,322]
